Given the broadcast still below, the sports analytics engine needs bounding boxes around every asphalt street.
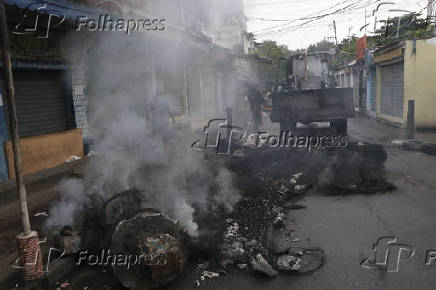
[162,117,436,290]
[3,116,436,290]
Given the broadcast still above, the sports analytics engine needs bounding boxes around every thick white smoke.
[46,16,240,236]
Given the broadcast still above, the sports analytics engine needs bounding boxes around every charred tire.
[111,210,189,290]
[330,119,347,135]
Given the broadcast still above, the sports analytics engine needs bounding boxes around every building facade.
[0,0,266,181]
[374,38,436,128]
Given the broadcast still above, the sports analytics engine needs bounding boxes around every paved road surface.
[4,116,436,290]
[163,117,436,290]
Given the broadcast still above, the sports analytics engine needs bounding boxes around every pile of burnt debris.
[190,142,393,283]
[228,141,394,195]
[191,166,325,285]
[45,141,395,288]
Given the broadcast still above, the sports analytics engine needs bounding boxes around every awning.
[0,60,68,70]
[4,0,102,20]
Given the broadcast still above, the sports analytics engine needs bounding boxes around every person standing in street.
[244,83,264,130]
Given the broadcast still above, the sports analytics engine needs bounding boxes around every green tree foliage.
[305,13,434,65]
[307,39,336,53]
[256,40,291,61]
[255,40,291,81]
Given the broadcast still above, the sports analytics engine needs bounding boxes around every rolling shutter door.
[201,68,217,116]
[380,62,404,118]
[392,63,404,118]
[9,71,67,138]
[380,65,393,116]
[187,66,202,117]
[371,68,377,112]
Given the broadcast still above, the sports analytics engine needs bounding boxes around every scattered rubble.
[273,212,285,228]
[232,150,245,158]
[283,202,307,210]
[251,254,277,277]
[65,155,81,163]
[277,255,301,272]
[277,247,326,274]
[193,280,201,288]
[392,139,436,155]
[202,271,220,278]
[220,222,246,267]
[422,143,436,155]
[401,139,422,151]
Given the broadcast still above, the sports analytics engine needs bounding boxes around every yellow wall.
[374,47,403,63]
[4,129,84,179]
[376,64,381,116]
[404,39,436,128]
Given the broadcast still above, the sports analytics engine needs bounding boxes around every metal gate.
[8,71,67,138]
[380,62,404,118]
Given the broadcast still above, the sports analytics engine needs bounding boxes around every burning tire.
[110,210,189,289]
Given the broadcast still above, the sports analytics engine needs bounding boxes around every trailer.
[270,52,355,134]
[270,87,354,134]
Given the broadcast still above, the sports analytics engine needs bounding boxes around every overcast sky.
[243,0,429,50]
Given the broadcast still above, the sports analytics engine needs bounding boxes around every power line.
[253,0,376,37]
[247,0,429,48]
[250,0,357,34]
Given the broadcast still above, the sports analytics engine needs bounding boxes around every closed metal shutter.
[201,67,217,116]
[8,71,67,138]
[156,61,185,116]
[187,66,202,117]
[380,62,404,118]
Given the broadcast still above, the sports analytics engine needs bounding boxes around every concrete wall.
[293,55,328,81]
[404,38,436,128]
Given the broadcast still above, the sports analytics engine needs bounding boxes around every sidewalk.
[349,115,436,145]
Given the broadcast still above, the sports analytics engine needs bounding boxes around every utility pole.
[304,50,308,81]
[1,1,44,281]
[364,9,367,35]
[0,0,31,235]
[428,0,436,35]
[333,20,339,64]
